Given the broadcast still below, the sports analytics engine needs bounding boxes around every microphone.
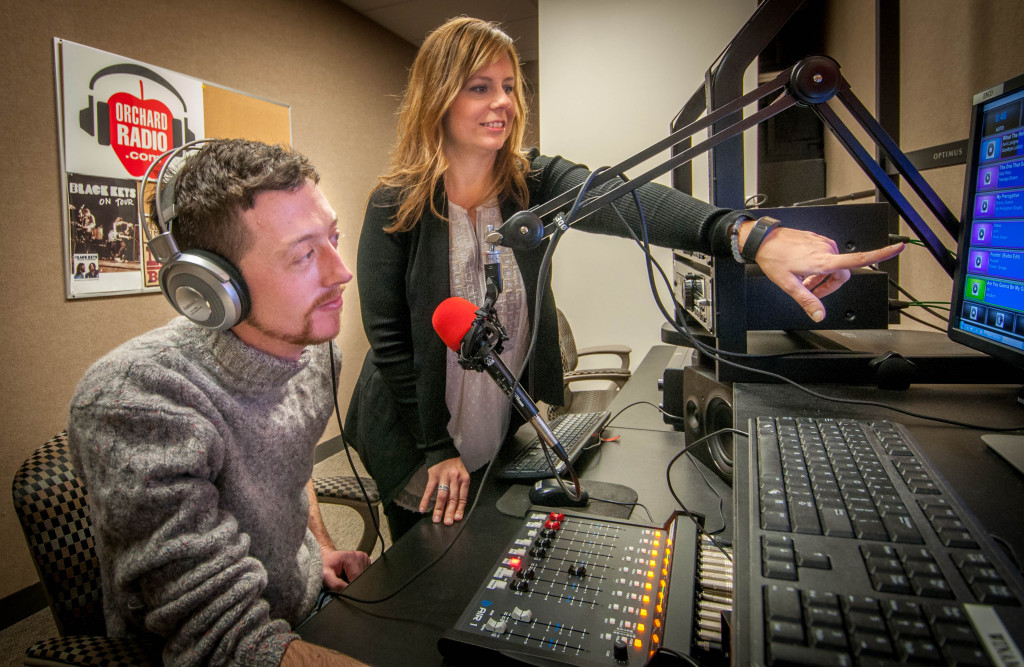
[432,297,569,465]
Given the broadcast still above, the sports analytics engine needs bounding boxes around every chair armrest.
[313,475,380,504]
[564,369,631,390]
[575,345,631,370]
[313,476,381,555]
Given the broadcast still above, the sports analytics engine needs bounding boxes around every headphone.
[142,140,251,331]
[79,64,195,147]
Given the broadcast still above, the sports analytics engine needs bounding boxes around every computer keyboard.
[734,415,1024,666]
[496,411,609,480]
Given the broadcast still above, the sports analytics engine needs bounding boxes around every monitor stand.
[984,433,1024,479]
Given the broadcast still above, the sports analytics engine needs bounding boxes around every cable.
[327,341,384,556]
[328,340,500,605]
[898,310,947,333]
[515,167,609,387]
[335,452,497,605]
[888,277,953,325]
[685,450,728,536]
[666,427,747,562]
[588,495,655,524]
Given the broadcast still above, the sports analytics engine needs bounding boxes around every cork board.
[202,84,291,145]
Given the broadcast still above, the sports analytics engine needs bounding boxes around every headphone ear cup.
[79,96,96,136]
[159,249,251,331]
[96,101,110,146]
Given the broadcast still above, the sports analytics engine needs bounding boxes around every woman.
[347,17,902,541]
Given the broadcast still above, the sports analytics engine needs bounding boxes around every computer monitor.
[948,73,1024,372]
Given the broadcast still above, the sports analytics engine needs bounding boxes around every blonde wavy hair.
[377,16,531,233]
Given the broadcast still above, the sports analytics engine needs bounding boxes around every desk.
[299,346,724,665]
[300,347,1024,665]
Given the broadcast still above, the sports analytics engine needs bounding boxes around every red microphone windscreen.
[432,297,479,351]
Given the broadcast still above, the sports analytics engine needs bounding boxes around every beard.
[245,288,343,348]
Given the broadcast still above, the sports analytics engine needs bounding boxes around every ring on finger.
[437,483,450,492]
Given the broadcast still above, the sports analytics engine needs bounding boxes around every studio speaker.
[665,366,735,484]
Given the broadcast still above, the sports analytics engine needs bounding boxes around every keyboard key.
[932,621,980,646]
[805,605,843,628]
[846,610,887,634]
[850,631,894,658]
[881,514,923,543]
[767,642,853,666]
[765,585,803,622]
[819,507,854,538]
[796,550,831,570]
[767,619,805,644]
[895,637,942,663]
[808,626,848,650]
[942,642,992,667]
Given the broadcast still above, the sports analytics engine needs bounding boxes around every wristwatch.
[740,216,782,263]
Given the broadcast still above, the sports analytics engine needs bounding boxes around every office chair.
[548,308,632,420]
[12,430,381,666]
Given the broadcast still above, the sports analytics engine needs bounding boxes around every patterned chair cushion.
[24,634,160,666]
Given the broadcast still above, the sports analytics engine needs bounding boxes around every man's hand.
[421,456,470,525]
[320,548,370,592]
[281,639,370,666]
[747,223,904,322]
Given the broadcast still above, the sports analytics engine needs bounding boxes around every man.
[68,139,369,666]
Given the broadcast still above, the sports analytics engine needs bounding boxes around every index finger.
[825,242,904,270]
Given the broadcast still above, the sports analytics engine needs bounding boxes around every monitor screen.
[949,73,1024,370]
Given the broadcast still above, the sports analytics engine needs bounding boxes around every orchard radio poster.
[57,39,205,298]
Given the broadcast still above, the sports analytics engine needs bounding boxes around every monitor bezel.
[947,73,1024,371]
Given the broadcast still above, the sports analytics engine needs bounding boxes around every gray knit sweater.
[68,317,339,666]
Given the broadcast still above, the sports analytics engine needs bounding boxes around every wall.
[824,0,1024,323]
[0,0,415,600]
[538,0,758,368]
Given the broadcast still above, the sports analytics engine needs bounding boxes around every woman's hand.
[747,223,904,322]
[422,456,471,525]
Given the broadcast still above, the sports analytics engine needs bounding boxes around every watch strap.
[740,216,782,263]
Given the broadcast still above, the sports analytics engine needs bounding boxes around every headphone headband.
[141,140,251,331]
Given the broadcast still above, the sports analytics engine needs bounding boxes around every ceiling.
[338,0,539,62]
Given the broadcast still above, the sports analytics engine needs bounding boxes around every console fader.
[439,510,724,666]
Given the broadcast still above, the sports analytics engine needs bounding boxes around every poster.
[66,174,143,295]
[56,39,206,298]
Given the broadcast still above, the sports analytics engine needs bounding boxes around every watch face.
[742,217,780,261]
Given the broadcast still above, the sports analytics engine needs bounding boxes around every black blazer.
[347,149,732,504]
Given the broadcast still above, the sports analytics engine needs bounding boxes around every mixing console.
[439,510,732,666]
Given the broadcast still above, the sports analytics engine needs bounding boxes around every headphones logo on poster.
[64,43,204,182]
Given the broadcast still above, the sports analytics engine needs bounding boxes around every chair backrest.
[12,430,106,637]
[555,308,578,372]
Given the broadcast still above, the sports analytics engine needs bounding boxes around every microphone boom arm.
[491,56,958,277]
